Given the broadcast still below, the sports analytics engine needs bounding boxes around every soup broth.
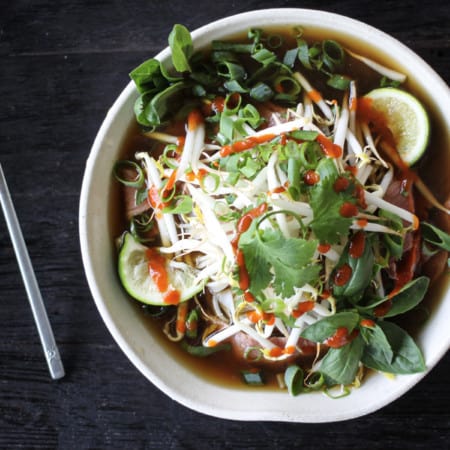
[110,24,449,391]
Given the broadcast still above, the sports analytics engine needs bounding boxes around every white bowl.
[79,8,450,422]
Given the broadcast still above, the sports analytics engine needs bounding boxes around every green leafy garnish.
[319,335,365,385]
[421,222,450,251]
[361,321,426,374]
[238,218,320,297]
[168,24,193,73]
[309,159,356,244]
[300,311,360,343]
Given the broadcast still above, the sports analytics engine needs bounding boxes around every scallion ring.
[284,364,305,396]
[113,160,145,188]
[322,40,345,72]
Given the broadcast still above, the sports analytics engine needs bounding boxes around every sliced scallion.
[241,369,265,386]
[161,195,193,214]
[113,160,145,188]
[284,364,305,396]
[322,40,345,72]
[180,340,231,357]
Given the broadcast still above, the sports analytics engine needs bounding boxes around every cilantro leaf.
[238,221,320,297]
[309,159,356,244]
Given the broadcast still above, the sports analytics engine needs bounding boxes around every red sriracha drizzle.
[325,327,359,348]
[339,202,359,218]
[349,231,366,259]
[220,134,276,157]
[334,263,352,286]
[303,170,320,185]
[316,134,342,158]
[145,248,180,305]
[333,176,350,193]
[375,226,421,317]
[231,203,268,292]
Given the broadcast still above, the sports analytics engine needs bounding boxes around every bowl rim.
[79,8,450,422]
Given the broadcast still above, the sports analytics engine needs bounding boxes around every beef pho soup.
[111,24,450,395]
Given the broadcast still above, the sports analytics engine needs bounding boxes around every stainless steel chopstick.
[0,164,65,380]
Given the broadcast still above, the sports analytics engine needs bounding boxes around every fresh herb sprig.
[129,24,352,130]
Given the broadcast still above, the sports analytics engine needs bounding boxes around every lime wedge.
[118,232,204,305]
[365,88,430,166]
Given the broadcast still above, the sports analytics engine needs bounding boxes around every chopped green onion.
[289,130,319,141]
[273,75,301,96]
[224,92,242,114]
[252,48,277,66]
[288,157,301,200]
[200,172,220,193]
[304,371,325,390]
[322,40,345,72]
[161,144,180,169]
[266,34,283,49]
[421,222,450,251]
[211,41,253,53]
[113,160,145,188]
[299,141,321,169]
[283,48,299,68]
[241,368,265,385]
[238,103,263,128]
[161,195,193,214]
[217,61,246,80]
[250,82,273,102]
[219,113,235,142]
[180,340,231,357]
[243,346,264,362]
[223,79,248,93]
[135,187,149,205]
[297,39,313,70]
[185,309,199,338]
[160,183,176,203]
[327,74,351,90]
[324,385,351,399]
[284,364,305,396]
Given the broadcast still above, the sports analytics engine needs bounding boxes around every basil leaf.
[361,321,425,374]
[327,74,351,90]
[380,209,404,258]
[300,311,360,343]
[421,222,450,251]
[129,58,165,93]
[333,239,374,299]
[360,322,393,364]
[319,335,365,385]
[168,24,193,73]
[357,276,429,318]
[384,277,429,318]
[143,82,188,127]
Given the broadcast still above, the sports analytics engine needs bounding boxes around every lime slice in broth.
[118,232,204,305]
[365,88,430,166]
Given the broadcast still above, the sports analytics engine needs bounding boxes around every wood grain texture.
[1,0,449,448]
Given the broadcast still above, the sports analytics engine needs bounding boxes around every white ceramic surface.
[79,9,450,422]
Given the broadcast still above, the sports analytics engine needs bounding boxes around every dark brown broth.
[110,25,450,390]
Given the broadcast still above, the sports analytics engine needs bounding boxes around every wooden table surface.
[1,1,449,448]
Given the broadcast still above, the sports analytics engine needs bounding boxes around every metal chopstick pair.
[0,163,65,380]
